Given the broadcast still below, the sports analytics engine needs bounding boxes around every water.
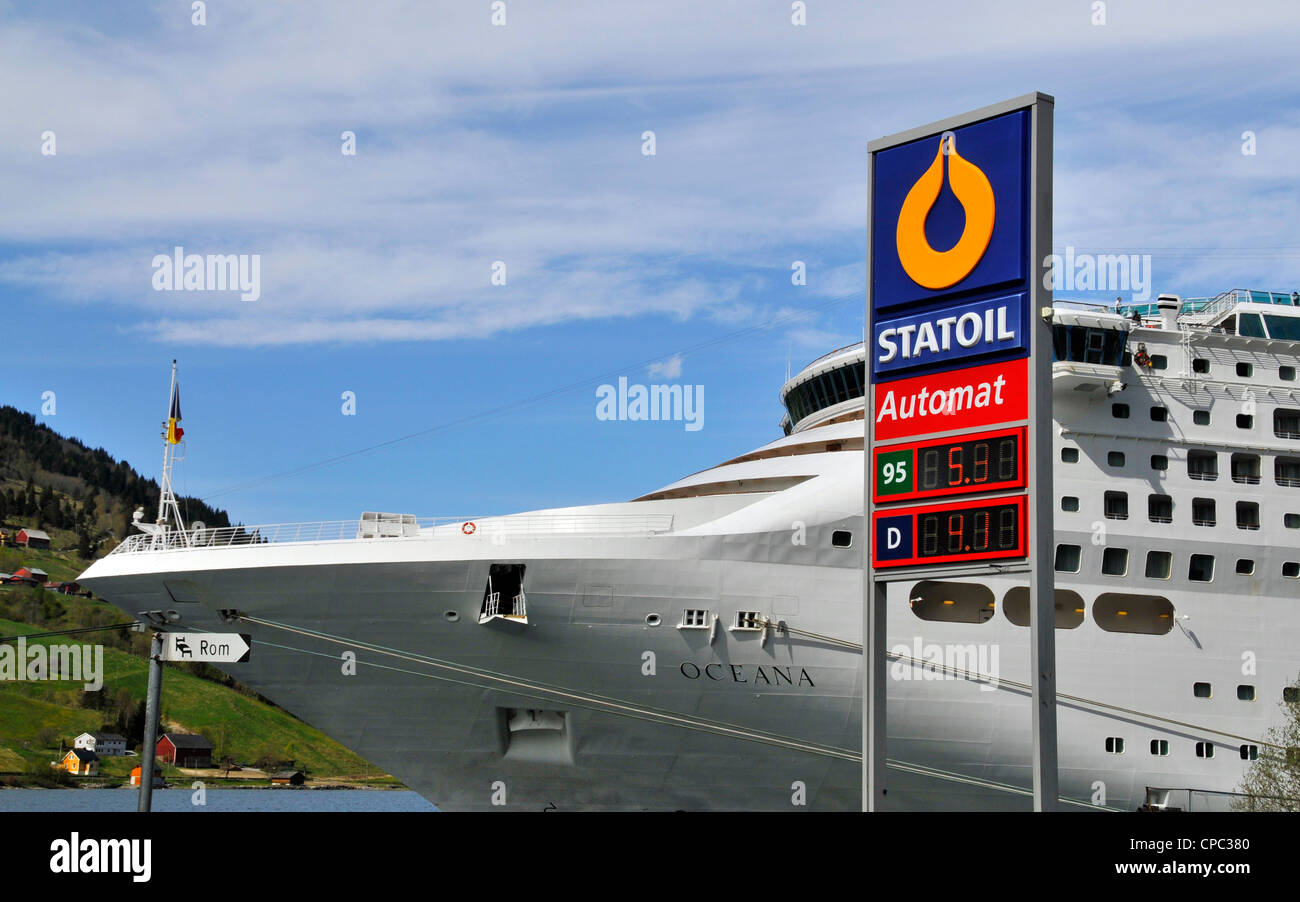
[0,788,437,812]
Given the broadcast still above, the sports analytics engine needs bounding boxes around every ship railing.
[1181,288,1300,322]
[796,341,865,374]
[108,512,676,555]
[1052,299,1124,313]
[1142,786,1252,813]
[482,592,500,619]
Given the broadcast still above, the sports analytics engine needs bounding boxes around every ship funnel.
[1155,294,1181,330]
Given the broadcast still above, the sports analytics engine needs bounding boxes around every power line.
[199,290,862,502]
[0,622,139,643]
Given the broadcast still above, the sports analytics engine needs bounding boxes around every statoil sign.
[871,110,1029,318]
[866,92,1052,574]
[864,92,1056,813]
[873,291,1026,377]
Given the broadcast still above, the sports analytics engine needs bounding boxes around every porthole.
[908,581,995,624]
[443,610,460,622]
[1002,587,1084,629]
[831,530,853,548]
[645,613,662,627]
[1093,593,1175,635]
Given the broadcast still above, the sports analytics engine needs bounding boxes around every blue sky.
[2,0,1299,526]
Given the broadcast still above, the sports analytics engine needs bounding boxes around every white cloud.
[647,354,683,379]
[2,0,1299,345]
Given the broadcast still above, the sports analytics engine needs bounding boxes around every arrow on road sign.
[161,632,251,663]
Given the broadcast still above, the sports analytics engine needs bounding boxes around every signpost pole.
[1027,96,1058,811]
[864,578,888,810]
[864,144,887,813]
[137,630,163,812]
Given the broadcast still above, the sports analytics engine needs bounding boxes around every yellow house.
[62,748,99,776]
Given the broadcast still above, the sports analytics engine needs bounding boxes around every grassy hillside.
[0,547,397,786]
[0,408,401,788]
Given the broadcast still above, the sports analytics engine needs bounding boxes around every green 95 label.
[876,449,913,495]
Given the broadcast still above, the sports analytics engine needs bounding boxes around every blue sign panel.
[874,514,913,563]
[872,110,1028,314]
[872,290,1028,378]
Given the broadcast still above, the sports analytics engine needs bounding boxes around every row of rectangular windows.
[1106,738,1258,760]
[1054,544,1300,581]
[1104,690,1298,757]
[1110,404,1300,440]
[1061,446,1300,485]
[1131,354,1297,382]
[1062,492,1287,531]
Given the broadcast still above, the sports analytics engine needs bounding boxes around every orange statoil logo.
[895,133,995,290]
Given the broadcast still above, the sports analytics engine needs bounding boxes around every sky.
[2,0,1299,527]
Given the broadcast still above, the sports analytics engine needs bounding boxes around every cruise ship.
[78,288,1300,811]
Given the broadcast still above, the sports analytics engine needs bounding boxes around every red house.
[16,528,50,550]
[156,733,213,768]
[12,567,48,585]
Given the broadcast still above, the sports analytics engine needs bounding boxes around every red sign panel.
[872,494,1028,569]
[872,426,1027,504]
[872,358,1028,442]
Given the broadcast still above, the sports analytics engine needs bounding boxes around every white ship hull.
[79,292,1300,810]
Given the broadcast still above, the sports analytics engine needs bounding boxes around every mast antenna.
[156,359,187,540]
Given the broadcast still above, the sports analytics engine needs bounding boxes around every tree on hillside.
[1236,673,1300,810]
[39,486,62,529]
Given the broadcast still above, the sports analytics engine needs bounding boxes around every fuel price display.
[873,427,1026,503]
[872,495,1028,568]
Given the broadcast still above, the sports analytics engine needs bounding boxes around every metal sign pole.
[864,147,887,812]
[137,631,163,812]
[1027,97,1058,811]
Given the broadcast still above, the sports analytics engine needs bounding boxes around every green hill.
[0,570,395,785]
[0,409,399,788]
[0,403,233,559]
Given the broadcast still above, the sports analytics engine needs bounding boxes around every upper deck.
[780,289,1300,434]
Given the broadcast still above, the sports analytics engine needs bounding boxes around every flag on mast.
[167,385,184,444]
